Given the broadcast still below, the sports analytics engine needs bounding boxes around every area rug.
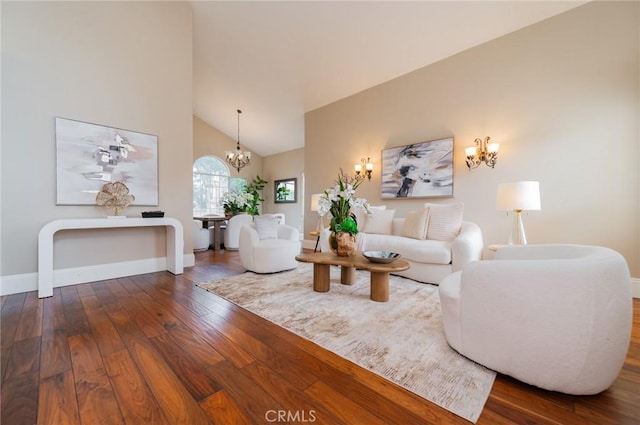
[197,263,495,423]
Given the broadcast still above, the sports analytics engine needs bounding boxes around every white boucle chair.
[239,220,301,273]
[439,244,632,395]
[193,220,210,251]
[224,214,253,250]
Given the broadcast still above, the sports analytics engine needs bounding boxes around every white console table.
[38,217,184,298]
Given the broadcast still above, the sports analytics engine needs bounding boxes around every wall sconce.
[354,157,373,181]
[465,137,499,169]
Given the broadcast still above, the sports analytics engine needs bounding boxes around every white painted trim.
[632,278,640,299]
[3,255,634,298]
[302,238,317,251]
[303,237,325,252]
[184,253,195,268]
[0,253,195,296]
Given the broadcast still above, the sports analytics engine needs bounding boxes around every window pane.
[193,156,231,215]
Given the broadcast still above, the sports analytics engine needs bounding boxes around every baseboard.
[0,253,196,296]
[633,278,640,299]
[302,238,320,251]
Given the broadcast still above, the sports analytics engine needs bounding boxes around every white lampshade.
[496,181,541,211]
[310,193,322,212]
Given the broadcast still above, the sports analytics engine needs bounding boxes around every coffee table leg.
[313,264,330,292]
[340,266,355,285]
[370,271,389,302]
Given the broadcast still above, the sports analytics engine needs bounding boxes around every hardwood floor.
[2,249,639,424]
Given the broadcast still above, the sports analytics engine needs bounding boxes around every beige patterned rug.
[197,263,495,423]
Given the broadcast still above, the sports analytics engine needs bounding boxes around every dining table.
[193,215,228,250]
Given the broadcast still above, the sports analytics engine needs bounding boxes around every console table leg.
[313,264,330,292]
[370,272,389,302]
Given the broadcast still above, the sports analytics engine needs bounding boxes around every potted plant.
[317,170,370,256]
[220,175,268,217]
[245,175,268,215]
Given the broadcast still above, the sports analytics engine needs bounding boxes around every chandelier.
[225,109,251,173]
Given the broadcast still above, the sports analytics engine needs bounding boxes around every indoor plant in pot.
[318,170,370,256]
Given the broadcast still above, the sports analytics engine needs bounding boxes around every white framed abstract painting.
[55,117,159,205]
[381,137,454,199]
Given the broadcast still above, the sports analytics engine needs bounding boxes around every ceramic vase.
[329,231,357,257]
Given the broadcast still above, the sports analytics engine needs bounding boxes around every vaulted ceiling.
[191,1,586,157]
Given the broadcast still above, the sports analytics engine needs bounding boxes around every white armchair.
[439,244,633,395]
[224,214,253,250]
[239,219,301,273]
[192,220,210,251]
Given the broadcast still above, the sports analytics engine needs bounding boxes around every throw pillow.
[424,202,464,241]
[401,208,430,240]
[363,209,395,235]
[353,205,386,230]
[254,214,278,240]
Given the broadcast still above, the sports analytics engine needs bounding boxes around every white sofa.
[439,244,633,394]
[319,203,483,284]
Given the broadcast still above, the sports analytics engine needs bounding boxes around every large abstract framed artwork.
[55,117,159,205]
[381,137,454,199]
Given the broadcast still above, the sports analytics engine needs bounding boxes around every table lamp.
[310,193,323,232]
[496,181,541,245]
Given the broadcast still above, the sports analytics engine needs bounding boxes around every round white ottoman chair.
[439,244,632,395]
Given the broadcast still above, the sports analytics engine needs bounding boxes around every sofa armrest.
[239,224,260,270]
[239,224,260,247]
[451,221,483,272]
[277,224,299,241]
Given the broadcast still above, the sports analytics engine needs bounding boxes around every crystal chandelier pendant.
[225,109,251,173]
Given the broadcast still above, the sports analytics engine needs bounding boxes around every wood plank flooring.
[2,249,639,424]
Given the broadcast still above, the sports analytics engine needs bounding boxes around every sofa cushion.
[361,233,452,264]
[363,209,395,235]
[354,205,385,230]
[424,202,464,242]
[401,208,430,240]
[254,214,278,240]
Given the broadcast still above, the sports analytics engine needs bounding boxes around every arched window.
[193,156,245,216]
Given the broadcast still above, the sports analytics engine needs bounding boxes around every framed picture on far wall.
[381,137,454,199]
[55,117,159,205]
[274,178,297,203]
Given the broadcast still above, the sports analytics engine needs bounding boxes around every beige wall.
[262,148,305,233]
[1,2,193,277]
[304,1,640,276]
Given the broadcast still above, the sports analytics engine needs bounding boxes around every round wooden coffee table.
[295,252,410,302]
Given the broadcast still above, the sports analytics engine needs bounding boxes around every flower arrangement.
[219,190,253,216]
[318,169,370,235]
[220,175,268,216]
